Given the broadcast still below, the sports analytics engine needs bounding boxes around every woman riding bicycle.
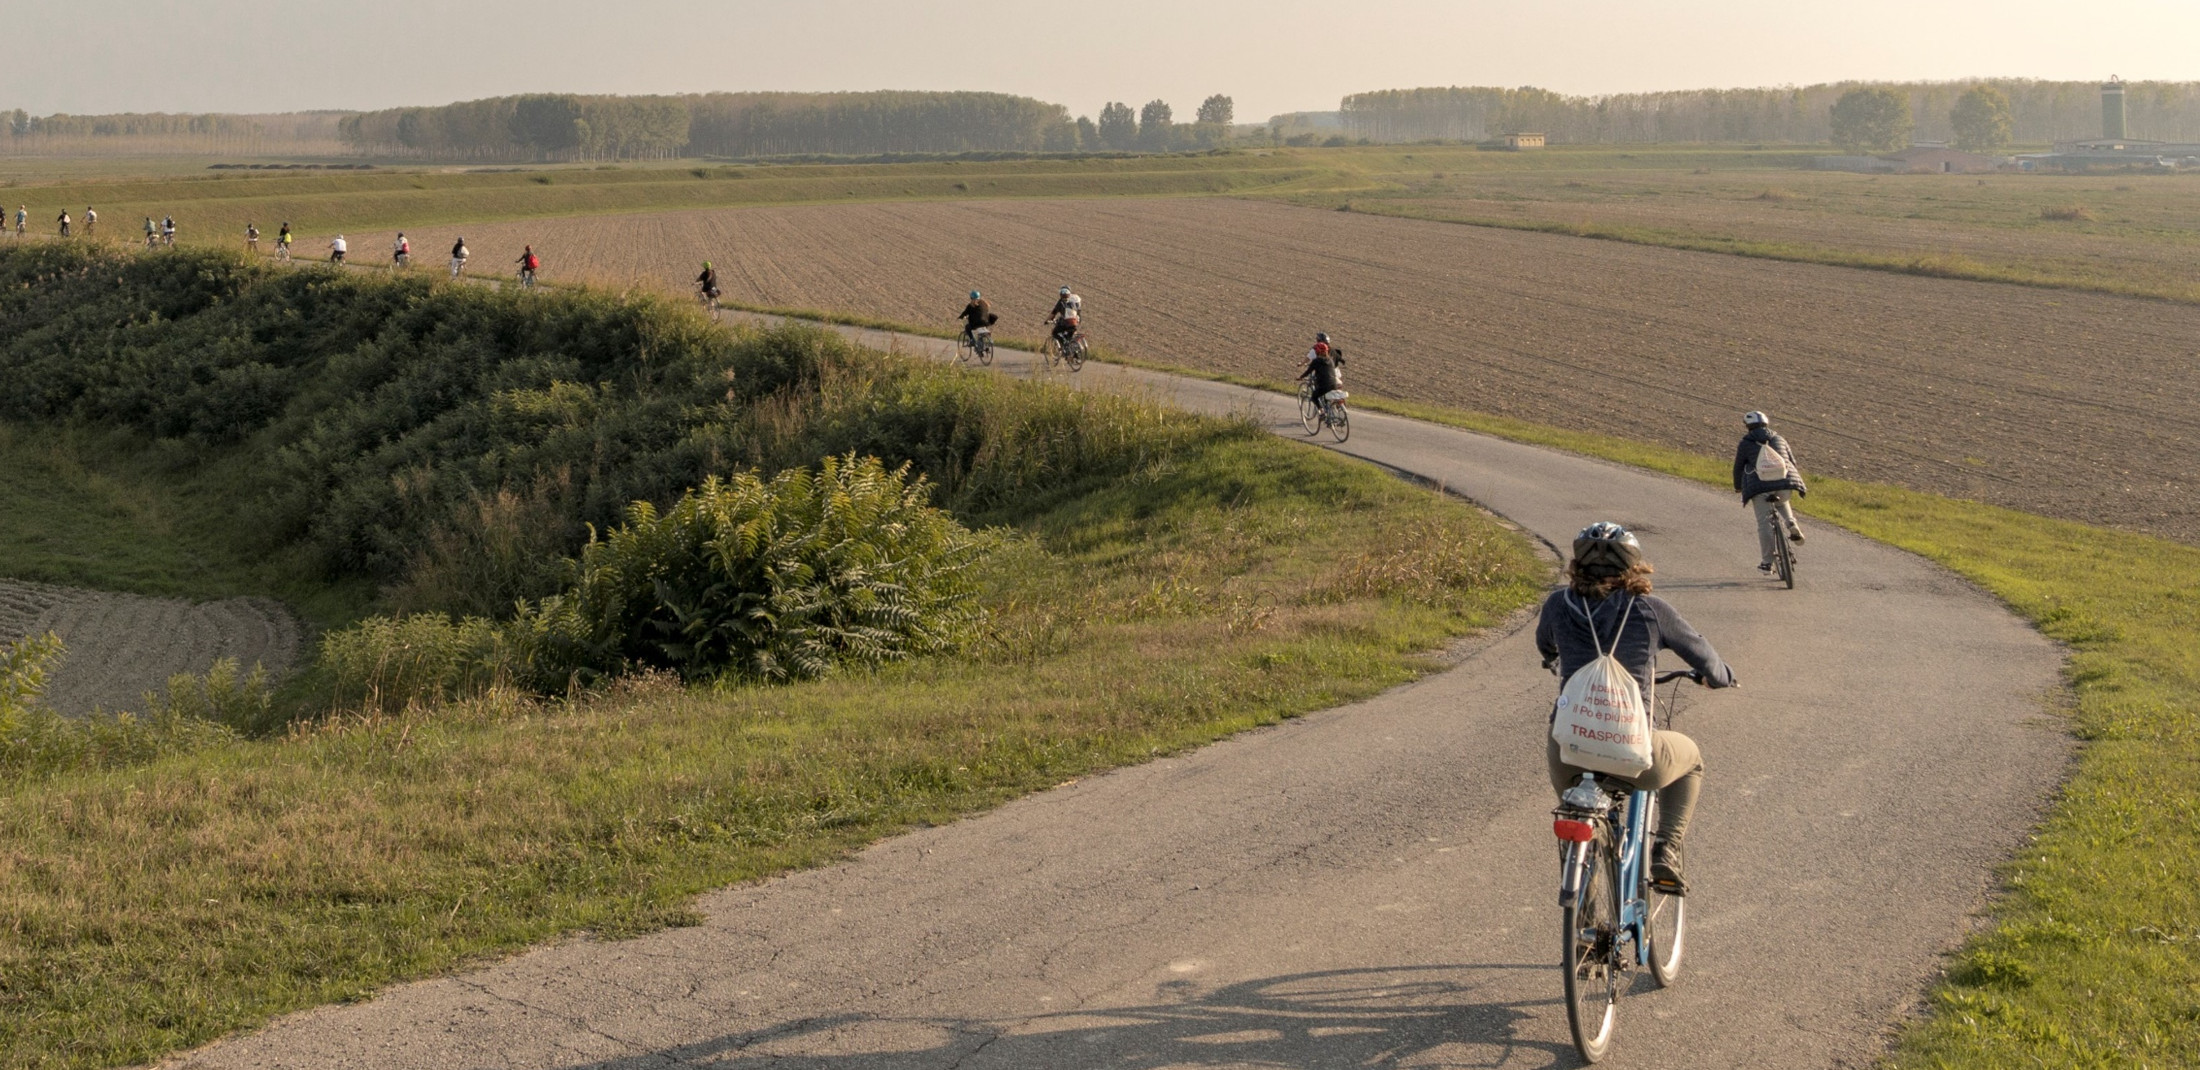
[1298,342,1343,415]
[1537,522,1736,895]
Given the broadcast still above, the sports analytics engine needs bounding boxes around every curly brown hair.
[1568,558,1655,598]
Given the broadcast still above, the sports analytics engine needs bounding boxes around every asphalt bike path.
[173,322,2067,1070]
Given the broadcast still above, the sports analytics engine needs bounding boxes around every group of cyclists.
[236,224,538,285]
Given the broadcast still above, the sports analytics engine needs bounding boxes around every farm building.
[1503,132,1545,150]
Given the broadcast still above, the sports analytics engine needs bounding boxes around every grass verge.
[0,380,1542,1070]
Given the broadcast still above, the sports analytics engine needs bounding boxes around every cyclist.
[1303,331,1347,376]
[328,234,348,264]
[696,260,720,297]
[83,207,95,237]
[145,217,159,248]
[1537,522,1736,896]
[1732,411,1806,575]
[160,216,176,247]
[394,232,411,267]
[13,205,24,237]
[516,245,540,286]
[1298,341,1344,420]
[276,222,293,260]
[956,290,996,341]
[245,222,259,253]
[450,237,470,278]
[56,209,70,237]
[1041,285,1082,351]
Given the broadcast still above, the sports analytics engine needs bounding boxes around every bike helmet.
[1060,285,1072,295]
[1315,331,1330,343]
[1571,521,1644,574]
[1743,411,1769,428]
[970,290,981,300]
[1313,342,1330,356]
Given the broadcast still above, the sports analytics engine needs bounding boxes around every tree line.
[1339,80,2200,146]
[0,110,348,156]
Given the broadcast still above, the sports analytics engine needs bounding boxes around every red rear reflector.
[1553,818,1595,842]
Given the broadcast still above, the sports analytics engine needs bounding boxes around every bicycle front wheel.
[1642,796,1686,987]
[1563,842,1622,1062]
[1328,404,1350,443]
[1299,389,1320,434]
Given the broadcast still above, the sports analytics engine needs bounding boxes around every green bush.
[521,454,987,684]
[0,638,246,776]
[318,615,517,713]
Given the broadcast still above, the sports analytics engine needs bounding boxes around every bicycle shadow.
[546,964,1591,1069]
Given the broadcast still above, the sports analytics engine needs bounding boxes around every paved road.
[173,327,2067,1070]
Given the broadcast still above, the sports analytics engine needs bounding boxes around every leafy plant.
[521,454,988,683]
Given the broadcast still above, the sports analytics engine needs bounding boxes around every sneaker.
[1650,840,1688,896]
[1789,530,1806,544]
[1758,562,1773,574]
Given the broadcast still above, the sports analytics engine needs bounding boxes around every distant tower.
[2103,76,2128,140]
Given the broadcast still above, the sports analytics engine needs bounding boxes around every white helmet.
[1060,286,1072,295]
[1743,411,1769,428]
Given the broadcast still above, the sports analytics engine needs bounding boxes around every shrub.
[0,632,64,735]
[2040,204,2095,222]
[520,454,989,683]
[0,637,245,775]
[319,613,517,712]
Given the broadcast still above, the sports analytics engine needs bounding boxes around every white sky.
[4,0,2197,120]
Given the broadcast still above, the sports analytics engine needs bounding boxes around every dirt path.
[0,581,302,715]
[170,323,2066,1070]
[337,197,2200,543]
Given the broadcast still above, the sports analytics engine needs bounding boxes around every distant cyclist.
[1733,411,1806,575]
[450,237,470,278]
[1303,331,1346,375]
[56,209,70,237]
[328,234,348,264]
[957,290,996,340]
[1041,285,1082,350]
[13,205,24,237]
[83,207,96,237]
[1538,522,1737,895]
[696,260,719,297]
[145,217,159,248]
[516,245,540,287]
[160,216,176,247]
[276,222,293,260]
[245,222,259,253]
[393,232,410,267]
[1298,341,1343,418]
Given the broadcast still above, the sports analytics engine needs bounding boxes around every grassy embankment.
[0,245,1542,1070]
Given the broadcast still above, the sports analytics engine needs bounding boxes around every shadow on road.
[549,964,1590,1069]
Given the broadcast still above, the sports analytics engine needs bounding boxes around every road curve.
[171,325,2067,1070]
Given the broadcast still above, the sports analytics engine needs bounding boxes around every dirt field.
[342,198,2200,543]
[0,581,302,715]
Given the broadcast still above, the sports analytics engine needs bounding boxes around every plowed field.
[346,199,2200,542]
[0,581,301,716]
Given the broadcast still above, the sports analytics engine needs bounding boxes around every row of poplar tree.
[334,91,1238,161]
[1339,80,2200,149]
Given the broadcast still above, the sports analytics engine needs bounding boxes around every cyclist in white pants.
[1732,411,1806,574]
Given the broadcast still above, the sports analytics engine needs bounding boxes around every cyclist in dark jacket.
[1732,411,1806,573]
[1536,522,1736,894]
[1298,342,1342,413]
[957,291,996,336]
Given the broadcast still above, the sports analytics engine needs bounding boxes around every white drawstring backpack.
[1754,440,1791,481]
[1551,593,1655,777]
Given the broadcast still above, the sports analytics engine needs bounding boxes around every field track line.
[172,315,2067,1070]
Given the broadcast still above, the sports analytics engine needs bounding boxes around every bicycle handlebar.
[1654,670,1702,685]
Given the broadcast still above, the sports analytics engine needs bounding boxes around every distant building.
[2023,77,2200,171]
[1503,132,1546,150]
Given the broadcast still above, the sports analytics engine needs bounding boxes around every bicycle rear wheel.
[1328,403,1350,443]
[1562,842,1622,1062]
[1776,533,1795,589]
[1642,796,1686,987]
[977,337,993,366]
[1065,340,1084,372]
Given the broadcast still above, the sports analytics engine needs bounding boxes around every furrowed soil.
[345,198,2200,543]
[0,581,301,715]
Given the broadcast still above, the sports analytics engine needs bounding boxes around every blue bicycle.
[1551,668,1702,1062]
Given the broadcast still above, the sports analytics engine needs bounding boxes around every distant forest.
[0,110,349,155]
[1339,80,2200,145]
[336,91,1078,160]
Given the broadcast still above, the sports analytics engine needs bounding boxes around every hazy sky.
[6,0,2198,120]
